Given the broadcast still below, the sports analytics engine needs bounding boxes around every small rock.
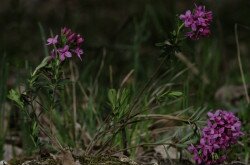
[0,160,8,165]
[120,157,138,165]
[4,144,22,161]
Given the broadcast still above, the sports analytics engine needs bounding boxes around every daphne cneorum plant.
[188,110,244,165]
[8,27,84,152]
[101,4,214,158]
[156,4,244,164]
[157,4,213,61]
[176,5,244,164]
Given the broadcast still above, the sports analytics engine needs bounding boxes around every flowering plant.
[157,4,213,60]
[188,110,244,164]
[8,27,84,152]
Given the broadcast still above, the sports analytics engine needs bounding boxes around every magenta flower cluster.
[188,110,244,165]
[46,27,84,61]
[180,5,213,40]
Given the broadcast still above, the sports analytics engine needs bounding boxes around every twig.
[234,24,250,104]
[136,114,191,124]
[70,61,77,143]
[120,69,134,88]
[94,47,106,92]
[115,142,175,154]
[109,65,113,88]
[127,56,168,118]
[175,52,210,85]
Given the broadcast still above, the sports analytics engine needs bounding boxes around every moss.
[8,156,58,165]
[8,156,34,165]
[75,155,131,165]
[8,154,133,165]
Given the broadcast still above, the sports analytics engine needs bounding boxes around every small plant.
[108,88,132,156]
[8,27,84,153]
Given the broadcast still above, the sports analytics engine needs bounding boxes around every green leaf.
[175,143,188,148]
[172,30,176,36]
[32,122,39,136]
[168,91,183,97]
[120,89,129,103]
[29,74,39,87]
[58,78,71,86]
[61,35,67,45]
[108,89,117,110]
[212,153,219,160]
[155,42,166,47]
[30,135,38,147]
[7,89,24,109]
[32,56,51,77]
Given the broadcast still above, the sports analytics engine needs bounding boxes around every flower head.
[46,27,84,61]
[188,110,244,164]
[58,45,72,61]
[180,5,213,40]
[74,47,83,61]
[46,35,58,45]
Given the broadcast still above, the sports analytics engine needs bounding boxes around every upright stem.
[70,62,77,143]
[235,24,250,104]
[121,120,129,156]
[127,55,168,117]
[175,23,184,44]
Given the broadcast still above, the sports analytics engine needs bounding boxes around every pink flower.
[74,48,83,61]
[180,5,213,40]
[76,34,84,45]
[179,10,193,27]
[46,35,58,45]
[58,45,72,61]
[61,27,72,37]
[67,33,76,43]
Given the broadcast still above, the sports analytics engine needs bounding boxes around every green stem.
[175,23,184,44]
[235,24,250,104]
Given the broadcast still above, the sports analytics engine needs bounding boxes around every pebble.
[0,161,8,165]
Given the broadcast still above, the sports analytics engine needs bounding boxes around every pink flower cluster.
[180,5,213,40]
[46,27,84,61]
[188,110,244,165]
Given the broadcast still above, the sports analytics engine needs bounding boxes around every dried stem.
[70,61,77,143]
[234,24,250,104]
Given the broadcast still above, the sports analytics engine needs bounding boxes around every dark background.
[1,0,250,60]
